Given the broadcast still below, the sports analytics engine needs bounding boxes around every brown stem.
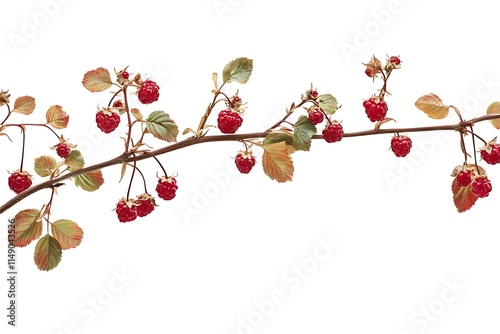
[2,113,500,215]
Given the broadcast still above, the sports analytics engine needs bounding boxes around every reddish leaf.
[14,209,42,247]
[82,67,112,92]
[13,96,36,115]
[452,179,478,213]
[51,220,83,250]
[262,141,294,183]
[34,234,62,271]
[46,105,69,129]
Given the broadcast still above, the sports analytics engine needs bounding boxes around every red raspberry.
[456,169,472,187]
[112,100,124,109]
[8,171,32,194]
[389,56,401,65]
[308,108,324,125]
[116,200,137,223]
[390,135,412,157]
[122,71,129,79]
[363,98,388,122]
[134,194,155,217]
[138,79,160,104]
[96,110,120,133]
[365,68,372,77]
[480,144,500,165]
[56,143,71,158]
[156,176,178,200]
[322,122,343,143]
[471,176,492,198]
[217,109,243,134]
[235,153,256,174]
[311,90,319,98]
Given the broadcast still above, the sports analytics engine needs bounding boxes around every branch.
[1,113,499,215]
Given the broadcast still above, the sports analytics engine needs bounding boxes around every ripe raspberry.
[8,171,32,194]
[138,79,160,104]
[389,56,401,65]
[480,144,500,165]
[456,169,472,187]
[156,176,178,200]
[308,108,324,125]
[217,109,243,134]
[116,200,137,223]
[235,153,256,174]
[56,143,71,158]
[471,176,492,198]
[363,98,388,122]
[122,71,129,79]
[390,135,412,157]
[134,194,155,217]
[96,110,120,133]
[322,122,343,143]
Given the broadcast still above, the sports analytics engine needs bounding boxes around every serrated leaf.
[34,234,62,271]
[65,150,84,171]
[14,209,42,247]
[131,108,143,121]
[75,170,104,192]
[452,179,478,213]
[46,105,69,129]
[415,93,449,119]
[82,67,112,92]
[51,220,83,250]
[262,141,294,183]
[13,96,36,115]
[317,94,338,115]
[293,116,317,151]
[222,57,253,84]
[486,102,500,129]
[34,155,57,177]
[145,110,178,142]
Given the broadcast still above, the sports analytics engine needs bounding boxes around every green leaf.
[34,155,57,177]
[13,96,36,115]
[46,105,69,129]
[262,141,294,183]
[51,220,83,250]
[145,110,179,142]
[486,102,500,129]
[452,178,478,213]
[222,57,253,84]
[317,94,339,115]
[14,209,42,247]
[82,67,113,92]
[34,234,62,271]
[293,116,317,151]
[75,170,104,192]
[263,131,294,146]
[65,150,84,171]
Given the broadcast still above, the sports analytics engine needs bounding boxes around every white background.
[1,0,500,333]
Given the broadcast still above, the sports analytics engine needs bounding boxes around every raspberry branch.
[2,113,500,215]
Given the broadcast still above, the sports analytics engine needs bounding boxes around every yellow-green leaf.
[222,57,253,84]
[51,219,83,250]
[145,110,179,142]
[262,141,294,183]
[13,96,36,115]
[34,234,62,271]
[65,150,84,171]
[415,93,449,119]
[317,94,338,115]
[34,155,57,177]
[131,108,143,121]
[82,67,112,92]
[14,209,42,247]
[75,170,104,192]
[486,102,500,129]
[46,105,69,129]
